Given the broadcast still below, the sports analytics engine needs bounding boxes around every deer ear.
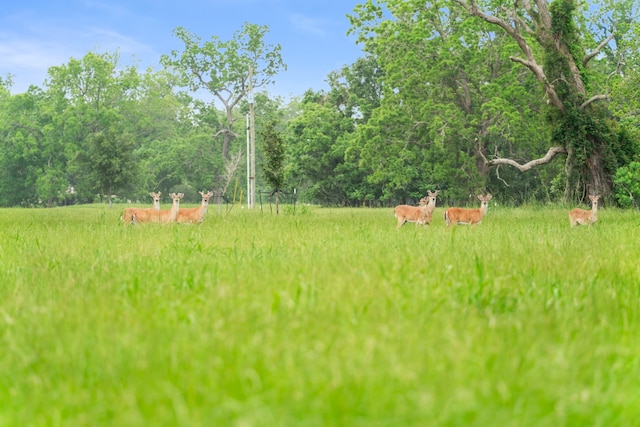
[477,195,483,201]
[487,194,493,200]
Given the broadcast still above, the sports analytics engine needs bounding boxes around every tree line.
[1,0,639,209]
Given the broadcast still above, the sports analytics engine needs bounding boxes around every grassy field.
[1,203,639,426]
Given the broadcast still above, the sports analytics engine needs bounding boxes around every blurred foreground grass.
[0,204,639,426]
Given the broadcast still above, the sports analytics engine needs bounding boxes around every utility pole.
[248,66,256,209]
[246,113,251,209]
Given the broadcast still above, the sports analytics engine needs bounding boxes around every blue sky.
[0,0,366,99]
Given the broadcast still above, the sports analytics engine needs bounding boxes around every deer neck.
[170,200,180,220]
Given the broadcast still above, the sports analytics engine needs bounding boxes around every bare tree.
[212,150,243,211]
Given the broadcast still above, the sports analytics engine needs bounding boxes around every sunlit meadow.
[1,203,639,426]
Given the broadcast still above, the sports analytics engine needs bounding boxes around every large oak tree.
[349,0,639,201]
[456,0,638,200]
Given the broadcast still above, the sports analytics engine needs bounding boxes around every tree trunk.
[585,152,612,199]
[222,131,231,160]
[564,147,612,201]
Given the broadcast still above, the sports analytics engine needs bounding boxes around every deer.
[131,192,184,224]
[426,190,438,216]
[149,192,162,210]
[121,192,162,224]
[176,190,214,224]
[569,195,599,226]
[444,194,493,226]
[394,196,432,229]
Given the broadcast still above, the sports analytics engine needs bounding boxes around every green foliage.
[84,131,139,203]
[613,161,640,208]
[285,95,358,205]
[162,24,285,95]
[609,12,640,144]
[35,167,67,207]
[0,91,43,206]
[325,55,383,123]
[0,50,231,206]
[260,121,286,191]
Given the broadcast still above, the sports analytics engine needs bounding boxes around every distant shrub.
[613,162,640,208]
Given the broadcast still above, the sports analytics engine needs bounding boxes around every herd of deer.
[121,191,214,224]
[120,188,600,228]
[394,191,600,228]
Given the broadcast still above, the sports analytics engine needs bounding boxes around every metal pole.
[246,114,251,209]
[248,66,256,209]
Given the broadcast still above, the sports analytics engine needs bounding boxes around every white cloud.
[289,13,327,37]
[83,26,156,57]
[0,22,158,93]
[0,38,67,70]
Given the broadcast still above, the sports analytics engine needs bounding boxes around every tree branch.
[509,57,564,110]
[579,94,609,110]
[495,165,511,186]
[480,146,568,172]
[213,129,238,139]
[583,33,615,68]
[456,0,565,112]
[500,4,535,37]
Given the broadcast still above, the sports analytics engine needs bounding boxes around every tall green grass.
[1,204,639,426]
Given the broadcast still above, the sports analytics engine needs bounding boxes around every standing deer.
[121,192,162,224]
[426,190,438,216]
[177,190,214,224]
[569,195,599,226]
[131,192,183,224]
[149,192,162,210]
[444,194,493,226]
[394,196,431,229]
